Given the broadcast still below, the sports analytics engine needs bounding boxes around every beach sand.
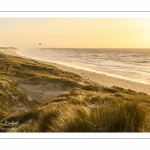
[1,48,150,95]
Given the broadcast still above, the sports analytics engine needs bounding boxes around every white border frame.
[0,9,150,139]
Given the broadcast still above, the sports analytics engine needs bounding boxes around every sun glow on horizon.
[1,18,150,48]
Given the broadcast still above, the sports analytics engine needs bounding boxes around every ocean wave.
[17,48,150,85]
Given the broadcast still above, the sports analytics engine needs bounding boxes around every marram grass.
[1,52,150,132]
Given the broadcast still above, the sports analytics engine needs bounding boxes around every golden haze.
[0,18,150,48]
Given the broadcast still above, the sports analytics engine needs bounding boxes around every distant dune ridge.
[0,48,150,132]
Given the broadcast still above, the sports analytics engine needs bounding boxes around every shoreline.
[1,48,150,95]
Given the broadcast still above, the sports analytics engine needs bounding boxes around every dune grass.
[0,53,82,87]
[0,52,84,121]
[7,87,148,132]
[46,102,145,132]
[23,100,145,132]
[1,51,150,132]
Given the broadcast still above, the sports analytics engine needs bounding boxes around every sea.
[17,48,150,85]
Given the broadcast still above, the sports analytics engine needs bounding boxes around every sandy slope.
[1,48,150,95]
[18,82,72,102]
[0,48,73,103]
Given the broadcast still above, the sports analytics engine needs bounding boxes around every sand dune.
[1,48,150,95]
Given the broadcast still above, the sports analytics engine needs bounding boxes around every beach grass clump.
[37,105,61,132]
[94,102,146,132]
[82,84,99,92]
[126,89,138,94]
[50,96,68,103]
[28,76,42,85]
[70,88,81,95]
[68,97,83,105]
[114,92,124,97]
[89,95,102,104]
[37,101,145,132]
[112,86,125,91]
[49,105,93,132]
[102,87,119,93]
[51,88,87,103]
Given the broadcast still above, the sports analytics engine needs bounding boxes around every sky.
[0,18,150,48]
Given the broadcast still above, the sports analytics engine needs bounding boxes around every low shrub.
[82,84,99,92]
